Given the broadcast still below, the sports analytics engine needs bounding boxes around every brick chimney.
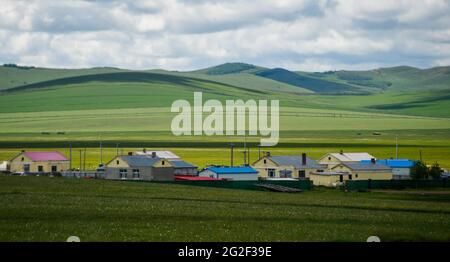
[302,153,307,165]
[151,152,157,158]
[265,151,271,157]
[128,152,133,156]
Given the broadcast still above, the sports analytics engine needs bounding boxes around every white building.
[318,152,376,169]
[199,166,259,181]
[135,150,180,159]
[0,161,9,172]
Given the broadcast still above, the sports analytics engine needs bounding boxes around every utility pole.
[116,143,119,156]
[419,149,423,162]
[69,143,72,170]
[229,143,234,167]
[395,135,399,159]
[79,149,82,171]
[247,146,250,166]
[83,148,87,171]
[100,141,103,165]
[258,145,261,159]
[243,133,247,166]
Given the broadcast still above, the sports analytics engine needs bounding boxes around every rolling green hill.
[0,63,449,118]
[0,64,124,90]
[191,62,265,75]
[303,66,450,92]
[255,68,366,94]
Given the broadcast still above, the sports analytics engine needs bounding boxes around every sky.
[0,0,449,71]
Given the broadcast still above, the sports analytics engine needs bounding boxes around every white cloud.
[0,0,449,71]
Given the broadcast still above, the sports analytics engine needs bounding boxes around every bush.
[410,161,428,180]
[429,163,443,180]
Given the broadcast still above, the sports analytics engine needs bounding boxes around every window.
[162,161,165,165]
[263,159,267,164]
[132,169,140,178]
[355,174,358,178]
[280,170,292,178]
[51,166,57,172]
[328,157,331,160]
[38,165,44,172]
[298,170,306,178]
[21,157,24,161]
[349,174,352,180]
[119,169,127,179]
[339,175,343,182]
[268,169,275,178]
[116,160,120,165]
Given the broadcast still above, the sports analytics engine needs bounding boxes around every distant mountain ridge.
[1,62,450,95]
[0,62,449,118]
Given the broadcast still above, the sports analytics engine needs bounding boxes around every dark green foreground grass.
[0,176,449,242]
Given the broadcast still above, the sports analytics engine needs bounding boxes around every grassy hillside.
[305,66,450,92]
[191,62,265,75]
[0,64,124,90]
[255,68,368,94]
[1,63,449,117]
[163,71,314,94]
[1,176,449,241]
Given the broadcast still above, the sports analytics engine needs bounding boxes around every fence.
[154,179,313,191]
[61,171,105,179]
[345,179,450,191]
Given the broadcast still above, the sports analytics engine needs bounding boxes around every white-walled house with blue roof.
[198,166,259,181]
[360,159,415,180]
[309,160,393,187]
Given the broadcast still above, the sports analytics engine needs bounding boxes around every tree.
[410,161,428,180]
[428,162,443,180]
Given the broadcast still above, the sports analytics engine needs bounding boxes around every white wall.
[198,170,258,181]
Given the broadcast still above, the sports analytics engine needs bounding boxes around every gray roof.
[268,156,323,169]
[341,162,391,171]
[171,160,197,168]
[120,155,162,167]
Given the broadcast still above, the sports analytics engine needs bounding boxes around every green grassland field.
[1,176,449,241]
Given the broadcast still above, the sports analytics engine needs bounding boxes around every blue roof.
[206,166,258,174]
[171,160,197,168]
[119,155,161,167]
[360,159,415,168]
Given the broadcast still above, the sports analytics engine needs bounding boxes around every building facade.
[317,152,376,169]
[9,151,69,174]
[199,166,259,181]
[361,159,414,180]
[252,153,324,179]
[105,154,175,181]
[310,161,393,187]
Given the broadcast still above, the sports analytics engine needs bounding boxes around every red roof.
[175,176,223,181]
[23,151,68,161]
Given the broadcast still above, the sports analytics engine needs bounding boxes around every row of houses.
[1,149,418,187]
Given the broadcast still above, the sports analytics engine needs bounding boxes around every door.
[298,170,306,178]
[23,164,30,173]
[339,175,343,182]
[51,165,57,172]
[268,169,275,178]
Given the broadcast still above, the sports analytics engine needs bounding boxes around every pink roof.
[24,151,68,161]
